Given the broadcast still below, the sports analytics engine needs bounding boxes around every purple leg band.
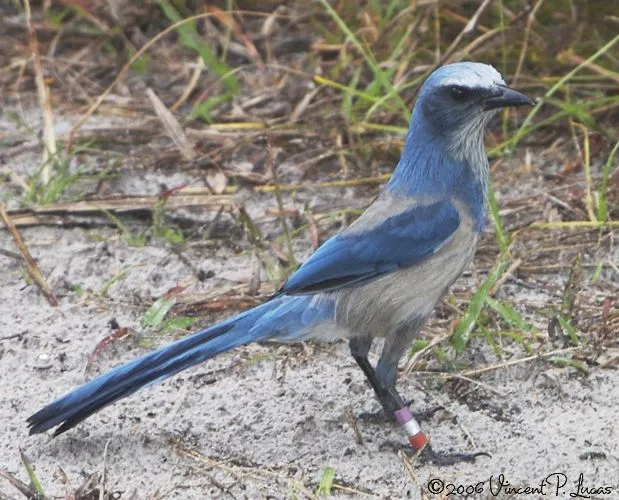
[394,406,413,425]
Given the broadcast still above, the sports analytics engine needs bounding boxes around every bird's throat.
[387,134,488,233]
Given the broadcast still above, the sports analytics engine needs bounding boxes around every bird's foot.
[358,405,443,424]
[379,440,489,465]
[379,439,413,452]
[419,444,490,465]
[407,405,443,422]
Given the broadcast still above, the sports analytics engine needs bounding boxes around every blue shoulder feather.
[282,199,460,294]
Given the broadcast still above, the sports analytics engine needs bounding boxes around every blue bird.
[27,62,534,464]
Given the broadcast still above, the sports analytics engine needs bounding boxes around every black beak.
[483,85,536,110]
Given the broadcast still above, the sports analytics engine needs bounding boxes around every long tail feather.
[27,301,280,436]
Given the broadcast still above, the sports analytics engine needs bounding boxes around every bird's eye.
[449,86,469,101]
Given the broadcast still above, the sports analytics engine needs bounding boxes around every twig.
[170,438,318,499]
[0,248,22,260]
[171,56,204,111]
[573,123,596,221]
[441,0,493,64]
[254,174,391,192]
[558,51,619,85]
[489,258,523,296]
[99,439,111,500]
[266,134,296,267]
[398,451,420,488]
[67,11,285,148]
[607,259,619,276]
[529,220,619,229]
[24,0,56,183]
[344,407,364,445]
[0,333,23,341]
[146,87,197,161]
[451,374,506,397]
[512,0,546,85]
[457,7,537,61]
[3,193,234,221]
[458,346,582,377]
[0,469,36,498]
[403,332,451,375]
[0,203,58,307]
[543,193,581,216]
[520,263,612,272]
[206,6,264,68]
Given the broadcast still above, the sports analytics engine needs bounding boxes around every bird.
[27,62,534,464]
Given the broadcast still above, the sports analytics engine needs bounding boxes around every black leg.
[349,338,489,465]
[351,349,406,412]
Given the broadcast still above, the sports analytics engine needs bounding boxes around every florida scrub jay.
[27,62,534,464]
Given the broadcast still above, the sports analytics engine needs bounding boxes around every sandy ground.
[1,115,618,499]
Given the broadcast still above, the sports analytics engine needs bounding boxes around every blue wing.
[281,198,461,295]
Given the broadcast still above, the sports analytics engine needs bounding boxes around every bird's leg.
[351,354,441,422]
[355,340,439,422]
[350,346,406,412]
[350,338,428,449]
[350,337,489,465]
[357,405,443,424]
[349,338,411,415]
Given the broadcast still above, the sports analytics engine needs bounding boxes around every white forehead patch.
[433,62,505,89]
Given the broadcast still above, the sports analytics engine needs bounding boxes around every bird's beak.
[483,85,536,110]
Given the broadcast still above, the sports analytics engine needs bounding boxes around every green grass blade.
[160,316,196,333]
[142,295,176,328]
[20,450,45,496]
[557,314,580,346]
[486,297,537,333]
[98,269,131,298]
[313,75,387,107]
[597,138,619,222]
[341,67,362,121]
[316,466,335,496]
[451,258,508,353]
[510,33,619,151]
[364,75,424,123]
[487,180,510,254]
[489,95,619,156]
[157,1,236,91]
[354,122,408,135]
[549,356,588,375]
[317,0,410,120]
[408,339,430,356]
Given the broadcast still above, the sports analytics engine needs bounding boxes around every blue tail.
[27,295,333,436]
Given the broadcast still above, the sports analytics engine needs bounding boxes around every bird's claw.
[419,444,491,466]
[378,439,412,453]
[407,404,443,422]
[378,441,490,466]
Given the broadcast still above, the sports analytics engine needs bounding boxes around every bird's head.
[415,62,534,133]
[391,62,534,212]
[394,62,535,213]
[409,61,534,168]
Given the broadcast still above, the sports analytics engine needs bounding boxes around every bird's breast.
[334,206,478,338]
